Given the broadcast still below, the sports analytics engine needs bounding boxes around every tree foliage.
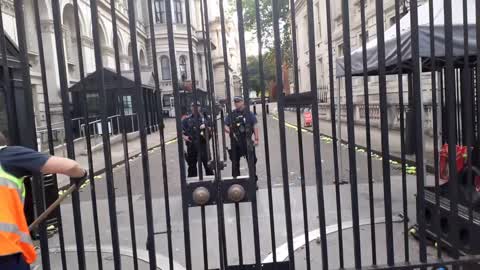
[246,54,276,96]
[230,0,292,97]
[231,0,291,63]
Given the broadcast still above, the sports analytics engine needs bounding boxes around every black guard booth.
[69,68,158,136]
[0,34,45,229]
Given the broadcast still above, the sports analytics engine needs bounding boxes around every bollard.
[266,103,269,114]
[253,104,257,115]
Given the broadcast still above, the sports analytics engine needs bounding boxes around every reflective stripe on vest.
[0,222,33,246]
[0,166,25,202]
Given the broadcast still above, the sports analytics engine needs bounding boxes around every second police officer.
[225,96,259,179]
[182,101,214,177]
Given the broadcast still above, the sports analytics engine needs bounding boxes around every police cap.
[191,101,201,106]
[233,96,244,102]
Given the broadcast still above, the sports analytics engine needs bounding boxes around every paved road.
[37,107,430,269]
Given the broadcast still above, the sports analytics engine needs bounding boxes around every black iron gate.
[2,0,480,269]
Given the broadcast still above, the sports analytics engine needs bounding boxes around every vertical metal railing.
[289,0,311,269]
[88,0,123,268]
[7,0,480,269]
[253,0,277,264]
[396,0,409,263]
[325,0,344,267]
[271,0,296,268]
[51,0,87,268]
[377,0,395,266]
[72,0,104,268]
[361,0,377,265]
[126,0,159,269]
[164,1,193,270]
[146,0,175,269]
[12,1,52,269]
[410,0,427,266]
[110,0,139,269]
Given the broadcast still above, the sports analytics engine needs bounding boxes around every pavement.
[51,118,178,188]
[33,105,442,269]
[278,105,436,167]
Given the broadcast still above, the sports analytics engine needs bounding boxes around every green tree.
[247,54,276,96]
[231,0,292,64]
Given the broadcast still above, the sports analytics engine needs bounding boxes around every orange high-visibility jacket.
[0,164,36,264]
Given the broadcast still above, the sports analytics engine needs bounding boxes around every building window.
[154,0,166,23]
[197,54,203,85]
[174,0,183,24]
[161,56,171,80]
[179,55,187,80]
[337,43,344,57]
[122,96,133,115]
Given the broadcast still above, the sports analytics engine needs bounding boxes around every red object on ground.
[439,144,467,181]
[304,111,312,127]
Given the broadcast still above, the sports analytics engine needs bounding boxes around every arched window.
[161,56,171,80]
[154,0,166,23]
[174,0,183,24]
[179,55,187,80]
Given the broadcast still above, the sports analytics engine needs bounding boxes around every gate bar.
[395,0,409,262]
[164,0,193,268]
[184,0,205,180]
[461,0,475,234]
[252,0,278,263]
[218,0,250,266]
[272,0,296,268]
[360,0,377,264]
[109,0,139,268]
[51,0,87,268]
[341,0,362,267]
[476,0,480,151]
[411,0,428,264]
[126,0,159,268]
[88,0,123,268]
[72,0,104,267]
[186,3,213,267]
[234,0,262,267]
[31,0,69,267]
[89,0,126,268]
[146,0,175,268]
[234,203,244,266]
[325,0,345,267]
[12,1,51,268]
[200,0,231,268]
[307,0,331,265]
[289,0,311,268]
[375,0,395,265]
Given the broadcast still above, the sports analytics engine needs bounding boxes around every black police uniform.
[182,113,214,177]
[225,108,258,178]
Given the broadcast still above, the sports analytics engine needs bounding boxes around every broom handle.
[28,184,77,231]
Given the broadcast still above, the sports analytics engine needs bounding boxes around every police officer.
[182,102,214,177]
[225,96,259,178]
[0,132,87,269]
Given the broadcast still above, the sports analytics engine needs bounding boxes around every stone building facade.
[0,0,240,130]
[293,0,435,132]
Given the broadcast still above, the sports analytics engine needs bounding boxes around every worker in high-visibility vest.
[0,132,87,269]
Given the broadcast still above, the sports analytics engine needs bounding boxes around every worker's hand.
[71,169,88,188]
[254,138,259,146]
[200,124,206,129]
[183,135,191,142]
